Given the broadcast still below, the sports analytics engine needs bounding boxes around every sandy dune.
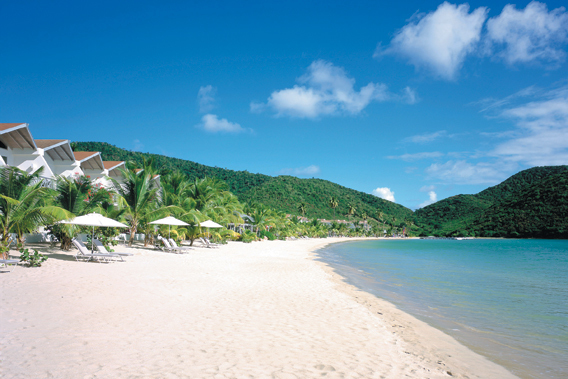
[0,238,518,378]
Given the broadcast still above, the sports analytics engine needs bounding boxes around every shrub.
[259,230,276,240]
[240,230,258,243]
[19,248,48,267]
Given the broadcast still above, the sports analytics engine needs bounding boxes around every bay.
[317,239,568,379]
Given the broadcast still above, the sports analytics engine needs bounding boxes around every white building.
[0,123,125,185]
[1,123,127,243]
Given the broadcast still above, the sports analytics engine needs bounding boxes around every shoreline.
[308,238,521,379]
[0,238,518,378]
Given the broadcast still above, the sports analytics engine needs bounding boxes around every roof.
[0,123,27,131]
[0,123,37,150]
[103,161,125,177]
[73,151,104,170]
[35,139,74,161]
[103,161,125,170]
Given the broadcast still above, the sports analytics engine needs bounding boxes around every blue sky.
[2,0,568,209]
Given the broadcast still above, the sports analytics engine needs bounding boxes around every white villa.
[0,123,125,187]
[1,123,129,242]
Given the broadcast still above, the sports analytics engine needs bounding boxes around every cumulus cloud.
[197,85,217,113]
[277,165,321,176]
[197,114,246,133]
[254,60,406,118]
[379,2,487,80]
[425,160,516,184]
[372,187,396,202]
[486,1,568,66]
[419,191,438,208]
[387,152,444,161]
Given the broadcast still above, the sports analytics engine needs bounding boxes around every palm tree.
[53,175,113,249]
[0,167,71,256]
[328,196,338,220]
[347,203,356,222]
[298,202,307,218]
[112,166,164,246]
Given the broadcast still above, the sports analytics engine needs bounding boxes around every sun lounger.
[158,237,187,254]
[168,238,193,252]
[199,237,219,248]
[93,239,133,259]
[0,258,19,272]
[72,238,121,263]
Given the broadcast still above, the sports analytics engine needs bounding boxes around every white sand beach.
[0,238,518,379]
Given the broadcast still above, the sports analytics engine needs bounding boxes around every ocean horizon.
[317,238,568,379]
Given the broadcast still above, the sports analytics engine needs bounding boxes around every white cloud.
[197,114,246,133]
[277,165,320,176]
[491,85,568,165]
[379,2,487,80]
[197,85,217,113]
[486,1,568,66]
[372,187,396,202]
[404,130,447,143]
[256,60,398,118]
[419,191,438,208]
[402,86,419,104]
[425,160,516,184]
[387,151,443,161]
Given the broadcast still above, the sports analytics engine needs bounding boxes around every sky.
[2,0,568,210]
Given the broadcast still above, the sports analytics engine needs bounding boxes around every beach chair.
[199,237,219,249]
[93,239,133,260]
[168,238,193,252]
[72,238,121,263]
[158,237,187,254]
[0,258,19,272]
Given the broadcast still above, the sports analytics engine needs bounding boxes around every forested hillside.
[415,166,568,238]
[238,175,413,221]
[73,142,414,225]
[73,142,272,196]
[75,142,568,238]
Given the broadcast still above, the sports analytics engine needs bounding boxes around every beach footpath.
[0,238,518,378]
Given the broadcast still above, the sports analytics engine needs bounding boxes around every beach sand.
[0,238,518,378]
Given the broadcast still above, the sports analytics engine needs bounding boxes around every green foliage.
[240,229,258,243]
[19,248,48,267]
[74,141,272,196]
[0,166,72,245]
[259,230,276,240]
[73,142,413,225]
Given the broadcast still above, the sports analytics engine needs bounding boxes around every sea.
[317,239,568,379]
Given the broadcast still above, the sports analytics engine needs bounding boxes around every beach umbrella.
[62,213,128,252]
[199,220,223,228]
[149,216,189,239]
[199,220,223,240]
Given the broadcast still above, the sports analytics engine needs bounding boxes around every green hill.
[74,142,568,238]
[73,141,413,224]
[415,166,568,238]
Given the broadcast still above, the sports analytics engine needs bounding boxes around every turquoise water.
[318,239,568,379]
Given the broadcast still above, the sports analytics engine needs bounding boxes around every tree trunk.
[129,228,136,247]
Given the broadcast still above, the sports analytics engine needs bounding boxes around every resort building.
[0,123,128,242]
[0,123,125,186]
